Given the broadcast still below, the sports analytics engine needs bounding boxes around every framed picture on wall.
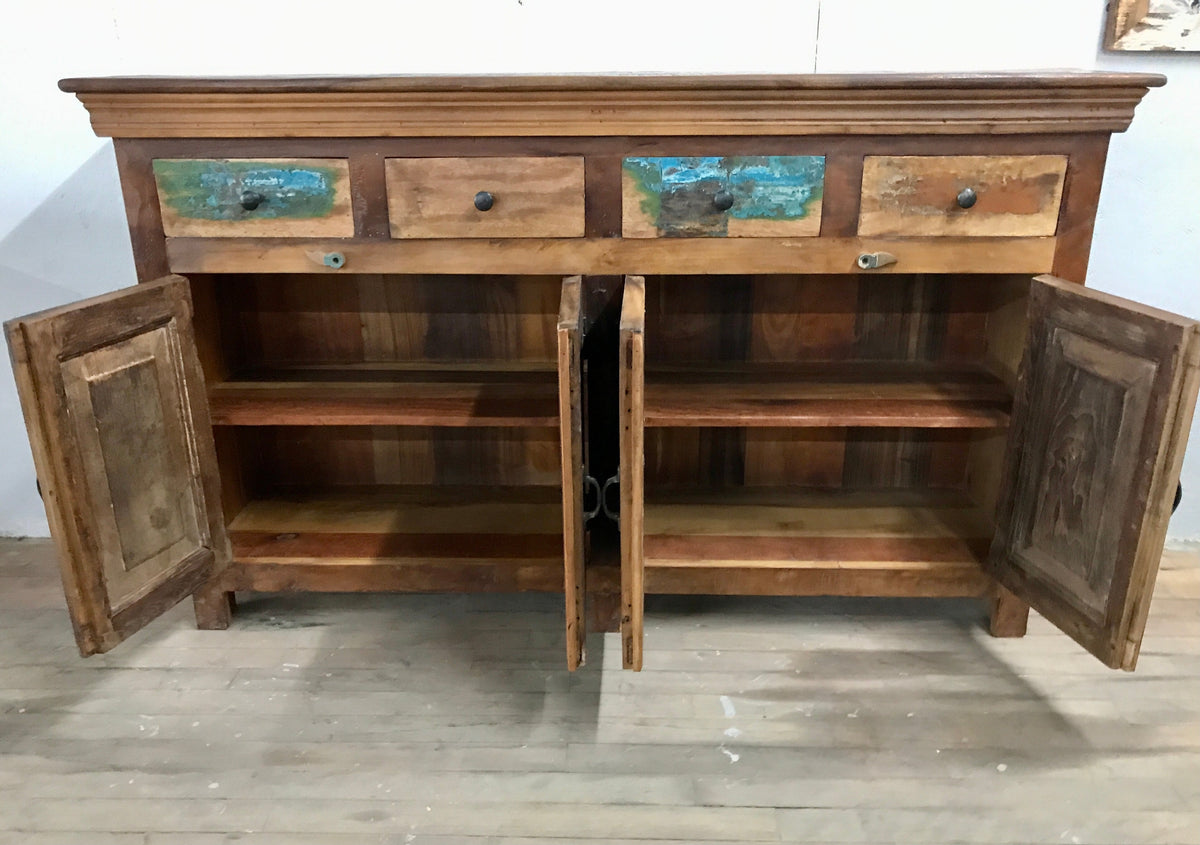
[1106,0,1200,50]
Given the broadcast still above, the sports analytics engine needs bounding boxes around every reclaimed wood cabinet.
[6,73,1196,673]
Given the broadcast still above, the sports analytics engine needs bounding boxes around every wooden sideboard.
[6,73,1196,673]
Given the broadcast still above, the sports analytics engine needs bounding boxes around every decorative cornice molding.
[61,73,1165,138]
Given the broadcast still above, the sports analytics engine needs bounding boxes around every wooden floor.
[1,538,1199,844]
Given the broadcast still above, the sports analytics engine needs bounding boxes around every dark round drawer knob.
[474,191,495,212]
[713,191,735,212]
[956,187,978,209]
[240,190,265,211]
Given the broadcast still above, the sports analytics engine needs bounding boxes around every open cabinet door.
[5,276,229,656]
[619,276,646,670]
[989,275,1200,670]
[558,276,588,669]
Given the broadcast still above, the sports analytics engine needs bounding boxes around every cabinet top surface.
[59,71,1165,94]
[59,72,1166,138]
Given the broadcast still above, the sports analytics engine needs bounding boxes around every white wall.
[2,0,1198,536]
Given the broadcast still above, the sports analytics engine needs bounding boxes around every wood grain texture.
[208,369,560,427]
[620,276,646,671]
[841,429,973,490]
[112,140,171,280]
[29,72,1171,671]
[154,159,353,238]
[989,583,1030,637]
[989,275,1200,669]
[60,329,206,611]
[859,156,1068,237]
[92,131,1125,164]
[643,489,992,597]
[585,156,624,237]
[557,277,587,669]
[347,150,391,238]
[386,157,585,238]
[247,427,562,490]
[224,487,564,593]
[6,536,1200,841]
[191,580,233,630]
[640,274,1004,491]
[1050,136,1110,283]
[224,274,561,366]
[61,72,1168,93]
[644,362,1011,428]
[166,236,1059,276]
[622,156,823,238]
[207,272,565,499]
[3,276,228,655]
[61,73,1164,138]
[818,150,865,237]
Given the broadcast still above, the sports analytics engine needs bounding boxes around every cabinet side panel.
[1050,136,1110,283]
[113,139,170,280]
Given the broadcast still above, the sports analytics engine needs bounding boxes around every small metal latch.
[582,475,602,521]
[323,251,346,269]
[856,251,897,270]
[600,473,620,524]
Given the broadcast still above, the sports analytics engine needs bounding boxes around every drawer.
[153,158,353,238]
[622,156,824,238]
[386,157,585,239]
[858,155,1067,237]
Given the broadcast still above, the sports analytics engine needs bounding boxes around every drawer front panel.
[622,156,825,238]
[153,158,353,238]
[859,155,1067,237]
[387,157,585,239]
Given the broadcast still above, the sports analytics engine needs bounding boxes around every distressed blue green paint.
[152,160,341,221]
[623,156,825,237]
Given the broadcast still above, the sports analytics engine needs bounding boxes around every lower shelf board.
[643,488,994,597]
[223,486,566,593]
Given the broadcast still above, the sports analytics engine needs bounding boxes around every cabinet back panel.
[641,275,1029,500]
[215,274,562,369]
[643,274,1014,365]
[232,426,561,492]
[646,427,974,491]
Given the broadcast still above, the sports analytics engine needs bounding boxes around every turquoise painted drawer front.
[622,155,825,238]
[152,158,354,238]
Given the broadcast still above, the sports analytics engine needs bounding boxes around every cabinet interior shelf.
[644,362,1012,428]
[223,486,565,593]
[208,362,560,427]
[642,487,993,597]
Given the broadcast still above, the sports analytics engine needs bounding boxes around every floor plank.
[0,538,1198,842]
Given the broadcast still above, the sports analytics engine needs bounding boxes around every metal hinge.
[582,475,601,521]
[601,473,620,524]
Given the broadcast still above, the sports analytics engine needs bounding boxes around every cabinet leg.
[193,584,235,630]
[588,590,621,633]
[988,585,1029,638]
